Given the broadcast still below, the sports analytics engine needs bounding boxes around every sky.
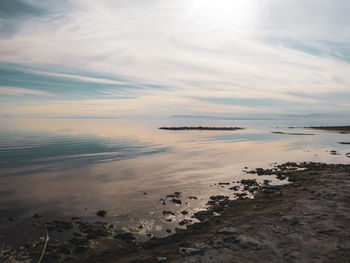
[0,0,349,118]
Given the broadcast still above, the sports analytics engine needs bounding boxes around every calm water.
[0,117,349,243]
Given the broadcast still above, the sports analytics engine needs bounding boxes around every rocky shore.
[3,162,349,263]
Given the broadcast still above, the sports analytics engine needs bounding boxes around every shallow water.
[0,117,349,244]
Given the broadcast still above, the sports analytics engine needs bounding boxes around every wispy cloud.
[0,86,53,96]
[0,0,349,117]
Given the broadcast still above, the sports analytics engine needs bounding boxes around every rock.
[219,182,230,185]
[166,229,172,233]
[96,210,106,217]
[193,210,211,221]
[234,193,247,199]
[167,192,181,198]
[157,256,167,262]
[240,179,259,187]
[179,219,192,226]
[33,213,42,218]
[229,186,239,191]
[171,198,182,204]
[181,210,189,215]
[188,196,198,200]
[264,180,271,185]
[79,222,110,237]
[210,195,228,201]
[163,210,175,215]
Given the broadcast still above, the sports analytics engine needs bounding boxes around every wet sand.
[3,162,349,263]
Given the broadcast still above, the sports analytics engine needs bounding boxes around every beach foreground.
[6,162,348,263]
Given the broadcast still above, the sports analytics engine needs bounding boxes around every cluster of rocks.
[14,215,140,262]
[159,192,197,228]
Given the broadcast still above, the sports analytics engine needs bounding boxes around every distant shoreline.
[159,126,244,131]
[308,126,350,134]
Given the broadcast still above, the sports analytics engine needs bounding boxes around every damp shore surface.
[2,162,350,263]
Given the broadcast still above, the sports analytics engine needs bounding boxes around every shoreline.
[3,162,349,262]
[108,162,350,263]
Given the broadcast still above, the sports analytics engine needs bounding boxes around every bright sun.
[190,0,257,29]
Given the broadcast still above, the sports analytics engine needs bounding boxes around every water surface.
[0,118,349,244]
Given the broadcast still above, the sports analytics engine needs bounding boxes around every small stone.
[96,210,106,217]
[172,198,182,204]
[163,210,175,216]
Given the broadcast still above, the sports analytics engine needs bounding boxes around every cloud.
[0,0,349,117]
[0,86,53,96]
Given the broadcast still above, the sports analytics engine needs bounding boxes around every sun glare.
[190,0,257,30]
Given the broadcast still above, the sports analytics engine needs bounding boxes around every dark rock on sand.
[179,219,192,226]
[171,199,182,204]
[79,222,111,237]
[240,179,259,187]
[229,186,239,191]
[163,211,175,216]
[96,210,107,217]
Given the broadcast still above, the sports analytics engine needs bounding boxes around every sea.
[0,117,349,244]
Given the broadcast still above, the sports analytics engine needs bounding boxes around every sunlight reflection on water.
[0,118,349,240]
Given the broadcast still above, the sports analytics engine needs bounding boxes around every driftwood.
[37,223,49,263]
